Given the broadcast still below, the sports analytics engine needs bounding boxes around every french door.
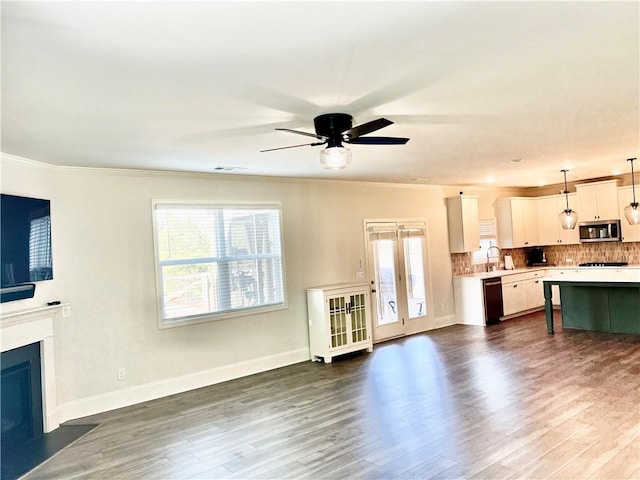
[365,221,430,342]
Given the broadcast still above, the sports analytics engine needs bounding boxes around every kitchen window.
[472,219,498,265]
[152,201,286,328]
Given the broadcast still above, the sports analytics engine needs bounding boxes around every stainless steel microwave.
[578,220,621,242]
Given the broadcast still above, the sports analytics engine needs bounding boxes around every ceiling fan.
[260,113,410,169]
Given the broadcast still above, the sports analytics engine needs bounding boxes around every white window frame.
[472,219,499,265]
[152,200,287,328]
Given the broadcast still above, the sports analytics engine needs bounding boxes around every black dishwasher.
[483,278,503,325]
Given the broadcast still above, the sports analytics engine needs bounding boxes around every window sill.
[158,302,288,329]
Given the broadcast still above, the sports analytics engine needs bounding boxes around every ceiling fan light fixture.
[624,157,639,225]
[320,146,351,170]
[559,169,578,230]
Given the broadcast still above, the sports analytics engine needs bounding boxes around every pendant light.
[559,169,578,229]
[624,157,640,225]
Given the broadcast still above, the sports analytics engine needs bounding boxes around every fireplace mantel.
[1,304,67,432]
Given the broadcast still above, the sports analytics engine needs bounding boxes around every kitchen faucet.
[486,245,502,272]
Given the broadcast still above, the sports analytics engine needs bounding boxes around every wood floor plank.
[22,312,640,479]
[587,438,640,480]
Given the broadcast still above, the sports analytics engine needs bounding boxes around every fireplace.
[1,342,44,450]
[0,305,61,437]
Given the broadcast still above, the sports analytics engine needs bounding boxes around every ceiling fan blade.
[275,128,327,140]
[342,118,393,139]
[260,141,326,152]
[346,136,410,145]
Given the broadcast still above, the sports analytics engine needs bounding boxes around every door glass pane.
[404,237,427,318]
[373,240,398,325]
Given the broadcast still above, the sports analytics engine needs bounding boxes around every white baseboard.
[56,348,310,425]
[432,314,456,329]
[405,314,456,336]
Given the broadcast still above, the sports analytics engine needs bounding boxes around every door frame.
[363,218,434,342]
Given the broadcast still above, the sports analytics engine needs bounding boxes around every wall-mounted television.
[1,194,53,299]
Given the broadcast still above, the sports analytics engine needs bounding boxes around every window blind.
[479,220,496,239]
[153,203,285,325]
[367,224,398,241]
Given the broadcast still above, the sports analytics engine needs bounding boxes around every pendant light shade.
[624,157,640,225]
[559,169,578,230]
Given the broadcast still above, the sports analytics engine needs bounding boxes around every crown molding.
[0,152,449,191]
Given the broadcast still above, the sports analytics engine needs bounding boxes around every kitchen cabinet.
[618,186,640,242]
[446,195,480,253]
[502,279,526,316]
[307,283,372,363]
[524,276,544,309]
[501,270,545,316]
[535,194,580,246]
[495,197,538,248]
[576,180,620,221]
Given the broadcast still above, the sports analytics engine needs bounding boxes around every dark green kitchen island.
[543,278,640,334]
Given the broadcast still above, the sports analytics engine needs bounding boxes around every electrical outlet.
[565,258,573,265]
[117,368,126,381]
[62,305,71,318]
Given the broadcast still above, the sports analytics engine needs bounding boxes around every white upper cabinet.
[535,194,580,246]
[618,185,640,242]
[576,180,620,221]
[446,195,480,253]
[495,197,538,248]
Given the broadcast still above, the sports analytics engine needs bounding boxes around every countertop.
[456,265,640,280]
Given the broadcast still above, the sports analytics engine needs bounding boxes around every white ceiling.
[2,1,639,187]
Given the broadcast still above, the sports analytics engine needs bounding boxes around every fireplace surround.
[0,305,63,436]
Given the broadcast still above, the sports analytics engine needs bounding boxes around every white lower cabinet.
[524,277,544,309]
[502,280,526,316]
[501,270,545,317]
[307,283,373,363]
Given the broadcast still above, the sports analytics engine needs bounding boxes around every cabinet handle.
[371,288,377,293]
[513,284,518,288]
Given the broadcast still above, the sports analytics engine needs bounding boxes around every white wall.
[1,154,504,422]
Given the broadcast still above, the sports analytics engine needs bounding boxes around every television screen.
[1,194,53,287]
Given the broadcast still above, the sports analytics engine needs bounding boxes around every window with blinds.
[152,202,286,327]
[472,219,499,264]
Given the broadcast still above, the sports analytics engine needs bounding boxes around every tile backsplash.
[451,242,640,276]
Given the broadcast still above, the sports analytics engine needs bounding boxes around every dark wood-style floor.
[24,312,640,479]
